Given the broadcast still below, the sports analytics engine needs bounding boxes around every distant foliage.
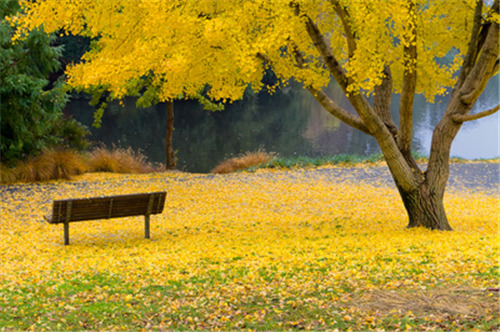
[0,0,88,163]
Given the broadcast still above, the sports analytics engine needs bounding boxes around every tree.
[15,0,499,230]
[0,0,88,163]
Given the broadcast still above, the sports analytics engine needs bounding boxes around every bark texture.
[397,183,451,231]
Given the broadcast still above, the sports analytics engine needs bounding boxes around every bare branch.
[452,104,500,122]
[398,0,417,155]
[308,88,371,135]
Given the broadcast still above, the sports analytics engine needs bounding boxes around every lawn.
[0,165,498,331]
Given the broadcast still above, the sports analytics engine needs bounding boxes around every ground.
[0,162,498,331]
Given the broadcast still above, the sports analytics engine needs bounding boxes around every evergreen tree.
[0,0,87,163]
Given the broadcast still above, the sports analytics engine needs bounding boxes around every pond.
[65,77,499,173]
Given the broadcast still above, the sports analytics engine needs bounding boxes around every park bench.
[44,192,167,245]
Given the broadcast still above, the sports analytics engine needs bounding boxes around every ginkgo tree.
[14,0,499,230]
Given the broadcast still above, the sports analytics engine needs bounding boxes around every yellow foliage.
[12,0,482,103]
[1,166,498,293]
[0,165,498,329]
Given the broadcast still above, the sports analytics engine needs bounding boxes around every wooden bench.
[44,192,167,245]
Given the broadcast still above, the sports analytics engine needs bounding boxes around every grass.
[211,150,277,173]
[0,147,159,184]
[2,148,498,183]
[87,147,157,174]
[8,149,88,182]
[260,153,386,170]
[0,169,498,331]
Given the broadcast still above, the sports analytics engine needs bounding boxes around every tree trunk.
[291,1,498,231]
[396,182,452,230]
[166,100,176,170]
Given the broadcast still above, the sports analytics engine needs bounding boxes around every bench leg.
[145,215,150,239]
[64,222,70,245]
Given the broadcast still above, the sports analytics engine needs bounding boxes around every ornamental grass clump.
[87,147,155,174]
[211,150,277,174]
[4,149,87,183]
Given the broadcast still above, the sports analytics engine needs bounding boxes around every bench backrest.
[48,192,166,224]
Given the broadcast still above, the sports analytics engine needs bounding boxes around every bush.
[50,116,90,152]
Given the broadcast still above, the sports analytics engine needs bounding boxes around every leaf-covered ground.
[1,163,499,331]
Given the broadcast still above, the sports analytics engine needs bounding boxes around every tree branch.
[459,17,499,105]
[308,88,371,135]
[257,50,370,135]
[452,104,500,122]
[374,66,399,136]
[459,0,483,86]
[330,0,356,58]
[490,58,499,78]
[291,3,349,92]
[290,2,421,190]
[398,0,417,155]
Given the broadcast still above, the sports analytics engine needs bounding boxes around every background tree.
[0,0,88,163]
[15,0,499,230]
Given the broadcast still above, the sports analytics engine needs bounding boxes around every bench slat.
[47,192,166,224]
[46,191,167,245]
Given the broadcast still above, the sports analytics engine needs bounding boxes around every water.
[65,78,499,173]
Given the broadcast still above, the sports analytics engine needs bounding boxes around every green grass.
[253,153,386,171]
[2,272,497,331]
[248,153,500,172]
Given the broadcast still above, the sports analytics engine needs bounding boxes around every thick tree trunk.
[292,1,498,231]
[166,101,176,170]
[396,182,452,230]
[378,138,453,231]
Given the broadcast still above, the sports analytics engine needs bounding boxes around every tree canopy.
[14,0,490,102]
[13,0,499,230]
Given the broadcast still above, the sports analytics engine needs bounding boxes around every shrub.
[211,150,277,174]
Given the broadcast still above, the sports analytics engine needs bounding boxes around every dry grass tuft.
[5,149,88,183]
[87,147,155,174]
[38,149,88,180]
[351,286,499,317]
[0,147,159,184]
[0,163,17,184]
[211,150,277,174]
